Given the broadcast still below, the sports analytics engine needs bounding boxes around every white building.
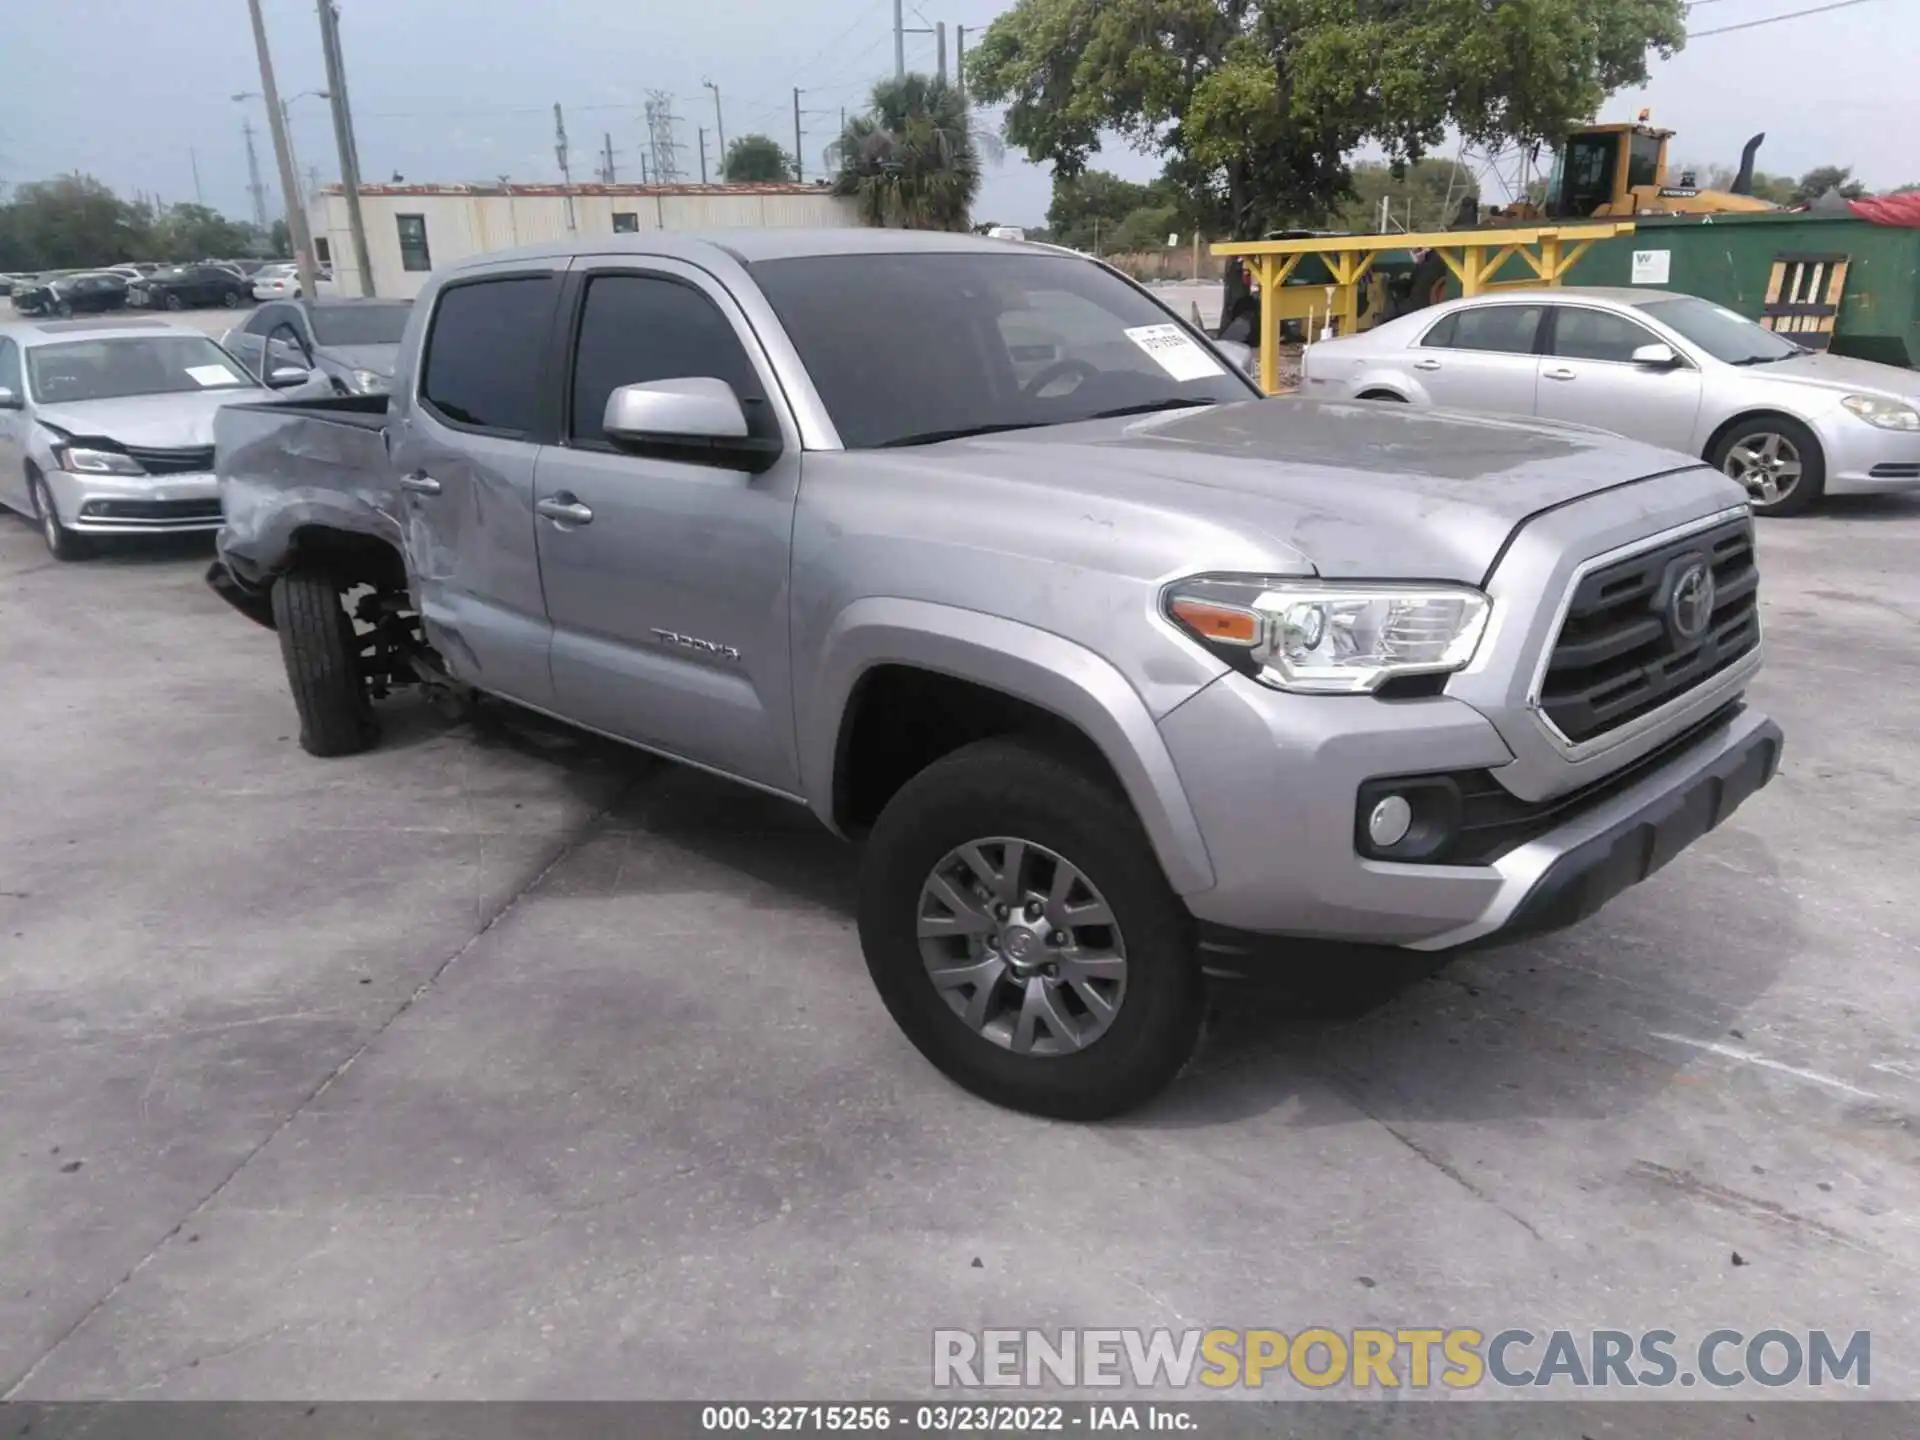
[307,182,862,298]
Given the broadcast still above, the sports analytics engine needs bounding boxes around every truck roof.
[444,227,1038,275]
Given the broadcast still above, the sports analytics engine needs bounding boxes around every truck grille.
[123,445,215,474]
[1538,516,1759,747]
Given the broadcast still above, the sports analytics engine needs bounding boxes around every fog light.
[1367,794,1413,848]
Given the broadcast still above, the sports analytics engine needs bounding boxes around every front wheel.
[29,473,91,561]
[1712,415,1825,517]
[858,738,1202,1120]
[271,567,379,756]
[222,288,242,308]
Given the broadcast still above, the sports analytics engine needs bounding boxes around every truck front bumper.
[1159,672,1781,950]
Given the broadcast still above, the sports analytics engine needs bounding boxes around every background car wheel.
[222,289,242,308]
[28,472,91,561]
[54,301,73,318]
[163,292,184,311]
[858,737,1203,1120]
[271,567,379,757]
[1712,415,1825,517]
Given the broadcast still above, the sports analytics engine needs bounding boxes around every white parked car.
[1299,287,1920,516]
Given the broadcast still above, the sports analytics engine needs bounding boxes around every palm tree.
[828,74,993,230]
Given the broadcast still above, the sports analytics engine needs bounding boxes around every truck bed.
[215,394,402,588]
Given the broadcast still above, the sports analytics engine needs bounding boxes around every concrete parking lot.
[1,493,1917,1402]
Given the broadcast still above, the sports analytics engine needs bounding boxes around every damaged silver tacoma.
[208,230,1783,1119]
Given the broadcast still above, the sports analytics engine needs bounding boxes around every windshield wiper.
[876,421,1048,448]
[1083,398,1218,420]
[1730,352,1798,366]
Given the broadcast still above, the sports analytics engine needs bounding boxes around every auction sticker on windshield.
[186,364,240,387]
[1124,324,1226,382]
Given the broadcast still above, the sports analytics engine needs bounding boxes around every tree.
[1694,161,1796,206]
[1327,157,1477,234]
[967,0,1687,248]
[1791,165,1866,204]
[1108,204,1181,254]
[724,133,795,183]
[269,218,292,256]
[1047,169,1178,252]
[149,203,254,261]
[830,74,990,230]
[0,174,151,270]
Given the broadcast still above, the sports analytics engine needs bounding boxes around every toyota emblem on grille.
[1666,558,1716,645]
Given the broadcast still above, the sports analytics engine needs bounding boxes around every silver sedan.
[1299,286,1920,516]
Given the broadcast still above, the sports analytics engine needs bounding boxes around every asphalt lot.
[2,483,1918,1403]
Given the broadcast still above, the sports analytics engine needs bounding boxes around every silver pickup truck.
[208,230,1783,1119]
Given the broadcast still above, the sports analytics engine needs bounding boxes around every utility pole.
[241,119,269,230]
[190,148,205,206]
[553,102,576,230]
[702,81,725,174]
[642,91,684,183]
[893,0,905,79]
[316,0,375,296]
[956,26,966,99]
[640,152,650,186]
[697,127,708,184]
[245,0,318,298]
[793,90,804,183]
[602,131,617,184]
[936,22,947,82]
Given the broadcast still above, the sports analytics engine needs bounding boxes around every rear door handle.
[536,496,594,526]
[1412,358,1441,371]
[1544,367,1577,381]
[399,472,442,495]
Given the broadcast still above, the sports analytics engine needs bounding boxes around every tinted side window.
[568,274,762,445]
[1419,314,1458,348]
[420,275,559,434]
[243,306,280,335]
[1552,307,1660,363]
[1446,305,1544,354]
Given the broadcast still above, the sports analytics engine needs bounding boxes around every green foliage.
[724,133,796,183]
[270,218,292,256]
[0,173,264,270]
[1107,204,1182,254]
[1691,161,1797,206]
[1325,158,1478,234]
[1790,165,1866,204]
[1047,169,1180,251]
[967,0,1687,241]
[830,74,988,230]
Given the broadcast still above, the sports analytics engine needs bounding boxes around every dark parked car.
[129,264,253,311]
[221,297,413,396]
[11,272,129,317]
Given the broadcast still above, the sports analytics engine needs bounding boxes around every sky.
[3,0,1917,230]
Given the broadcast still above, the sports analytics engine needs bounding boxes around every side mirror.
[0,386,20,410]
[1630,342,1681,369]
[267,366,313,389]
[1213,338,1257,376]
[602,378,781,472]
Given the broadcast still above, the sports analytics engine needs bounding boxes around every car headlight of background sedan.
[54,445,146,476]
[1163,576,1492,693]
[1840,394,1920,431]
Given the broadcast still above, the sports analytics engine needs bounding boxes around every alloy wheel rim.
[1723,432,1802,506]
[915,836,1127,1057]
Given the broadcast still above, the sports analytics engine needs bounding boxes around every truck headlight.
[349,368,388,395]
[1840,394,1920,430]
[1163,576,1491,693]
[54,445,146,476]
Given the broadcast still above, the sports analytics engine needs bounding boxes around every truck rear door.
[530,256,804,794]
[390,262,564,709]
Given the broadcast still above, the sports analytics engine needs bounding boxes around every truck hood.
[889,397,1712,583]
[32,387,267,449]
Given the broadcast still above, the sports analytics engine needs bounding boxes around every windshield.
[310,303,412,347]
[749,250,1255,448]
[1633,295,1802,364]
[26,335,255,403]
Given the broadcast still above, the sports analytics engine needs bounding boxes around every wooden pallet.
[1761,253,1849,350]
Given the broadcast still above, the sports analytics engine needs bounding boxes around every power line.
[1690,0,1879,35]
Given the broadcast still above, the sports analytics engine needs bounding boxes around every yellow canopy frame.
[1211,222,1637,394]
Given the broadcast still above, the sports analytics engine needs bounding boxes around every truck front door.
[531,259,803,794]
[390,264,563,709]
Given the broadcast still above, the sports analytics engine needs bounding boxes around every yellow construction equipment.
[1496,114,1779,221]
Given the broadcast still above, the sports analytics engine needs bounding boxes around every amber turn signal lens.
[1168,597,1260,646]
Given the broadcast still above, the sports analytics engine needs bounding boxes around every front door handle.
[1412,358,1441,371]
[1544,367,1577,381]
[399,472,443,495]
[536,495,594,526]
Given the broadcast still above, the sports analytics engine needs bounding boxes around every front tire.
[29,472,91,561]
[858,738,1202,1120]
[271,567,379,757]
[163,292,184,311]
[222,289,242,308]
[1712,415,1825,517]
